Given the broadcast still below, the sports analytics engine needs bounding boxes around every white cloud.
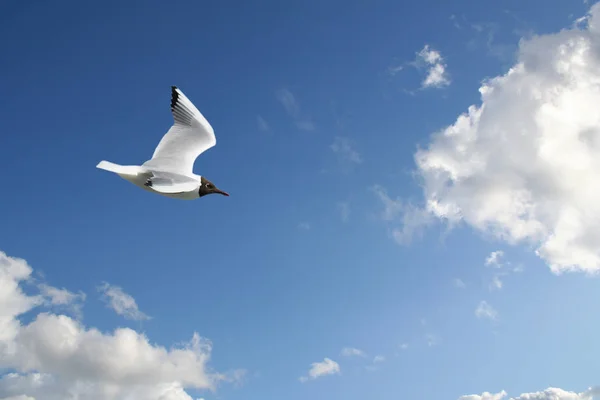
[459,390,507,400]
[485,251,506,290]
[372,355,385,363]
[372,185,434,245]
[0,250,236,400]
[454,278,466,288]
[416,45,451,88]
[475,300,498,321]
[340,347,366,357]
[413,2,600,274]
[38,284,85,306]
[489,275,503,291]
[387,64,404,76]
[98,282,150,321]
[458,386,600,400]
[485,251,504,268]
[38,284,85,319]
[330,136,362,164]
[276,88,315,131]
[256,115,270,132]
[0,396,36,400]
[299,358,340,382]
[387,44,450,90]
[399,343,409,350]
[365,355,386,372]
[450,14,462,29]
[458,390,507,400]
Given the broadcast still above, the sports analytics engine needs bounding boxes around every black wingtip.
[170,86,179,110]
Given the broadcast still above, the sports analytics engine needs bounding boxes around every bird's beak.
[216,189,229,196]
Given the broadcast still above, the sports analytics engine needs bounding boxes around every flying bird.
[97,86,229,200]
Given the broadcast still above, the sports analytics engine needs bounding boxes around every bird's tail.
[96,160,143,176]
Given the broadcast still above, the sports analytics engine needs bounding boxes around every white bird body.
[96,161,202,199]
[97,86,229,200]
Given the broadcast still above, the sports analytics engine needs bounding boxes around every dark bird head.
[199,176,229,197]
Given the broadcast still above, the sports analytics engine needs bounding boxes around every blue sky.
[1,0,600,399]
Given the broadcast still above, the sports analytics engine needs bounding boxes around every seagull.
[97,86,229,200]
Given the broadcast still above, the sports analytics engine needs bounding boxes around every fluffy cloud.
[485,251,504,268]
[459,390,507,400]
[416,45,451,88]
[0,250,237,400]
[387,44,450,90]
[299,358,340,382]
[98,282,150,321]
[413,3,600,274]
[458,387,599,400]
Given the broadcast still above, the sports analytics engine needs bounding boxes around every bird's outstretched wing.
[142,86,216,175]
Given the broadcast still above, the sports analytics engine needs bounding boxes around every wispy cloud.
[489,275,503,291]
[341,347,367,358]
[450,14,462,29]
[222,369,249,388]
[276,88,315,131]
[399,343,409,350]
[372,185,434,245]
[387,64,404,76]
[373,355,385,363]
[365,355,386,372]
[38,283,86,318]
[98,282,150,321]
[298,222,311,230]
[426,333,441,347]
[330,136,362,164]
[475,301,498,321]
[453,278,466,289]
[484,251,513,291]
[299,358,340,382]
[256,115,270,132]
[372,185,404,221]
[337,202,350,223]
[463,16,525,64]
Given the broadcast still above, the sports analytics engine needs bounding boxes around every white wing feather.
[142,86,216,175]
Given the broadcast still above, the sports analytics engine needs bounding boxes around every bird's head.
[199,176,229,197]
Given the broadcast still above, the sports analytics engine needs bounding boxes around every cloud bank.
[412,3,600,274]
[0,250,237,400]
